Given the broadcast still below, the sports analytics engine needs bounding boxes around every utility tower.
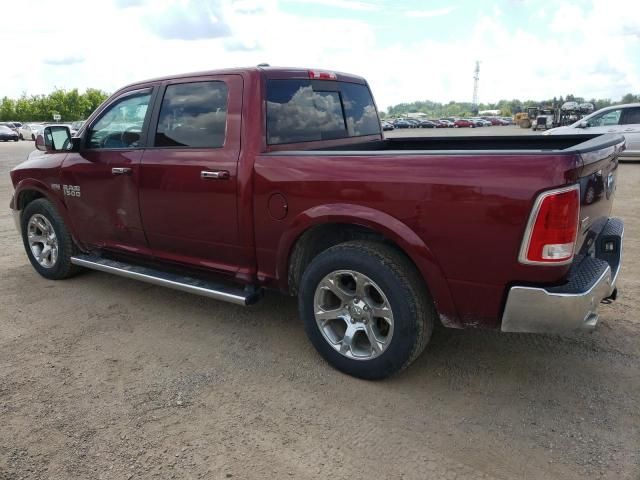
[472,61,480,114]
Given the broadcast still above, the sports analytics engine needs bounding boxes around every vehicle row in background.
[0,120,86,141]
[386,116,510,129]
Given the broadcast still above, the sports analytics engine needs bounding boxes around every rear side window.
[266,79,380,145]
[621,107,640,125]
[155,81,228,148]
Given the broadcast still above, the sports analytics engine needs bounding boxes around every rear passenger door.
[139,75,243,275]
[619,106,640,155]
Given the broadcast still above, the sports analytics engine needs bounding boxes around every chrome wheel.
[313,270,394,360]
[27,214,58,268]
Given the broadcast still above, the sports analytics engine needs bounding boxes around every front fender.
[276,203,460,327]
[13,179,81,248]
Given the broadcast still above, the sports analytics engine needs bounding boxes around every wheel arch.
[278,203,460,327]
[13,180,80,246]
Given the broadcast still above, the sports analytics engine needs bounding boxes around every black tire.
[298,241,435,380]
[19,134,23,140]
[21,198,81,280]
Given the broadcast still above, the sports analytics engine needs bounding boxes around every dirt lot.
[0,135,638,480]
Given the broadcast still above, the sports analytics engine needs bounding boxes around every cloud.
[43,56,85,66]
[113,0,144,7]
[405,7,455,18]
[224,39,262,52]
[293,0,379,11]
[144,0,231,40]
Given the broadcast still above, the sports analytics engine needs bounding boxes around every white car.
[19,123,45,141]
[544,103,640,159]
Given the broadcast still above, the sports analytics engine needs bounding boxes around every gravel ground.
[0,135,638,480]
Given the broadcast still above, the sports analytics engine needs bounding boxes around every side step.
[70,254,261,306]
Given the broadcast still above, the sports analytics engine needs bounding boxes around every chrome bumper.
[12,208,21,235]
[501,218,623,333]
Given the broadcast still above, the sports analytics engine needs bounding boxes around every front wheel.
[21,198,81,280]
[299,241,435,380]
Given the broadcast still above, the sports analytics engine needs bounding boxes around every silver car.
[544,103,640,159]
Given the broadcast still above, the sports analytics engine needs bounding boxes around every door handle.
[201,170,230,180]
[112,167,132,175]
[623,128,634,132]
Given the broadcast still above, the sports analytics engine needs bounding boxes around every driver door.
[61,87,157,254]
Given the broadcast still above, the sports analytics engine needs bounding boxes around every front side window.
[155,81,228,148]
[87,90,151,149]
[588,109,621,127]
[266,79,380,145]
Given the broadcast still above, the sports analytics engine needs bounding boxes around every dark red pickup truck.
[9,66,625,379]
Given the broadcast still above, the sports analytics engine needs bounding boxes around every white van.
[544,103,640,159]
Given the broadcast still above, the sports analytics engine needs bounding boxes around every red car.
[484,117,503,126]
[454,119,474,128]
[9,66,624,379]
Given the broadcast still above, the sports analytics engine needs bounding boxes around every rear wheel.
[21,198,81,280]
[299,241,435,380]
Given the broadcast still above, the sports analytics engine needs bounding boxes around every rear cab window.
[266,79,380,145]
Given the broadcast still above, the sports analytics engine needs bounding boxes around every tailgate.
[573,134,625,255]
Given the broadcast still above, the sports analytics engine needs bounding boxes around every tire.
[31,134,35,140]
[298,241,435,380]
[21,198,81,280]
[19,134,23,140]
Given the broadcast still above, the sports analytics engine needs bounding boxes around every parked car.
[0,122,20,135]
[19,124,45,141]
[454,119,475,128]
[381,121,394,131]
[9,66,624,380]
[471,118,490,127]
[482,117,502,126]
[392,119,412,128]
[438,119,454,127]
[405,119,420,128]
[70,120,85,136]
[544,103,640,159]
[418,120,436,128]
[0,125,20,141]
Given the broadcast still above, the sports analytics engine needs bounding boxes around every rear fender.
[277,203,460,327]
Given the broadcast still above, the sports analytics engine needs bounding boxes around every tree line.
[384,93,640,118]
[0,88,110,122]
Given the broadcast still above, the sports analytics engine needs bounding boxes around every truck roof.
[119,66,367,94]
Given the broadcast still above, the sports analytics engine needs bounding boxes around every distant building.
[478,109,501,116]
[406,112,427,118]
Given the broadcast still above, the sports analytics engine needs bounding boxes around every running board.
[70,254,261,306]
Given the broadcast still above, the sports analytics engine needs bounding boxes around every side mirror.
[577,121,589,129]
[36,125,72,152]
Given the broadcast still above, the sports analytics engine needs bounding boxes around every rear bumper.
[501,218,623,333]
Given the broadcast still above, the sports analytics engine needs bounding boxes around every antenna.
[472,61,480,113]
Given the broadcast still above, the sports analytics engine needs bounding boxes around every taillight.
[519,185,580,265]
[308,70,337,80]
